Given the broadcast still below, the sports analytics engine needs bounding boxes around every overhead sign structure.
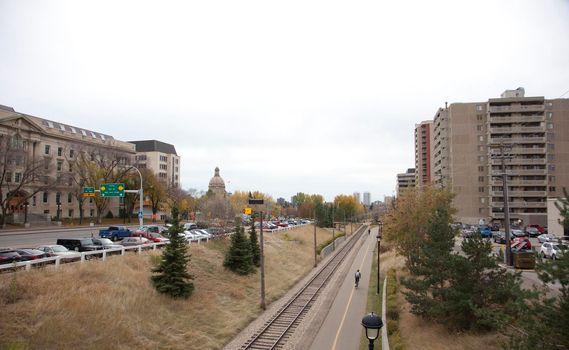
[99,183,125,197]
[82,187,96,197]
[244,207,252,215]
[248,199,264,205]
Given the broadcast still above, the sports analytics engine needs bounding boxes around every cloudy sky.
[1,0,568,202]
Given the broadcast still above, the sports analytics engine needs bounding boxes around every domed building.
[208,166,226,197]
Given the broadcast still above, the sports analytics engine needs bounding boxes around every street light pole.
[127,166,144,228]
[313,215,317,268]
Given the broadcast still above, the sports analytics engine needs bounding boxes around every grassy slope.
[0,225,335,350]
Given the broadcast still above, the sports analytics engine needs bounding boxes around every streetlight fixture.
[376,221,383,295]
[361,311,383,350]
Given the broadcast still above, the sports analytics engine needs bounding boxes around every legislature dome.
[208,167,226,196]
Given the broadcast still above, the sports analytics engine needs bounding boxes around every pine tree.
[224,222,254,275]
[249,222,261,267]
[151,207,194,298]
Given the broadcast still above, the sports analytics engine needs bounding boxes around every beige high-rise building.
[431,88,569,225]
[396,168,416,195]
[130,140,180,189]
[414,120,434,188]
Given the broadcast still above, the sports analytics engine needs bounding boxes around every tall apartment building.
[396,168,416,195]
[130,140,180,189]
[414,120,434,188]
[430,88,569,225]
[353,192,361,204]
[0,104,135,223]
[363,192,371,206]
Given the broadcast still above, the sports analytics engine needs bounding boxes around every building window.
[175,159,179,165]
[55,192,61,204]
[89,197,93,203]
[32,196,36,206]
[476,105,483,111]
[549,165,556,171]
[44,145,51,155]
[477,115,483,121]
[14,172,21,183]
[546,112,553,119]
[43,210,50,214]
[480,197,486,204]
[43,176,49,185]
[478,187,485,193]
[548,143,555,150]
[478,156,485,162]
[68,177,73,186]
[479,208,485,214]
[68,192,73,203]
[90,209,94,217]
[549,186,556,192]
[478,145,484,152]
[5,172,12,183]
[68,209,74,218]
[477,125,483,131]
[43,192,49,203]
[479,176,485,182]
[57,160,63,171]
[547,122,554,129]
[478,166,484,172]
[69,163,73,172]
[57,147,63,157]
[549,176,556,182]
[69,149,74,158]
[479,135,484,142]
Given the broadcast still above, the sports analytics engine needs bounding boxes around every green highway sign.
[99,183,125,197]
[83,187,96,197]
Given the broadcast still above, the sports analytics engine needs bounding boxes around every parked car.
[184,231,201,241]
[99,226,132,241]
[56,238,102,252]
[36,245,82,261]
[0,249,22,265]
[478,225,492,238]
[493,231,508,244]
[13,249,50,261]
[183,223,198,231]
[194,229,213,239]
[120,237,151,246]
[524,226,541,238]
[132,230,170,243]
[91,238,124,250]
[539,242,567,260]
[490,223,500,231]
[527,224,546,234]
[141,225,168,234]
[537,234,560,244]
[511,229,527,238]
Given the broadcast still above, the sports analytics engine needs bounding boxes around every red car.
[131,230,169,243]
[526,224,545,234]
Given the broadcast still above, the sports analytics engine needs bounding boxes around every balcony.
[489,147,546,157]
[491,201,547,208]
[491,190,547,197]
[489,105,544,113]
[489,136,547,144]
[489,115,544,124]
[490,179,547,186]
[489,158,546,166]
[489,126,545,134]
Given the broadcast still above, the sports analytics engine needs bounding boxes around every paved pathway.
[309,227,378,350]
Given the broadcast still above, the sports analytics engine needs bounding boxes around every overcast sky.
[1,0,568,202]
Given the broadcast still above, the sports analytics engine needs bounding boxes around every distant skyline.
[1,0,568,201]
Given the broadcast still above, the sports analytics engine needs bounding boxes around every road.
[0,225,138,249]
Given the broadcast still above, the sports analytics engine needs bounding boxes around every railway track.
[241,224,368,350]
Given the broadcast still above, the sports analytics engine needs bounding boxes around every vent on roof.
[90,132,97,138]
[70,127,76,134]
[81,130,87,136]
[47,121,54,128]
[101,135,106,141]
[59,124,66,131]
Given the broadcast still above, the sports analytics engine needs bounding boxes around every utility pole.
[260,210,266,310]
[493,143,513,266]
[313,214,317,268]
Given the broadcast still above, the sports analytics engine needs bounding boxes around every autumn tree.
[142,169,167,222]
[382,186,455,268]
[0,133,57,228]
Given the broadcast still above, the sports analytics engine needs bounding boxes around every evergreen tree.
[224,223,254,275]
[249,222,261,267]
[151,207,194,298]
[403,203,527,331]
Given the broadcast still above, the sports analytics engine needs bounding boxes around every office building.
[363,192,371,206]
[130,140,180,189]
[353,192,361,204]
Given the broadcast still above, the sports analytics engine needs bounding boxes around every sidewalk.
[309,228,377,350]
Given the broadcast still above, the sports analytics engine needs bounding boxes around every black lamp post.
[361,311,383,350]
[56,201,61,222]
[376,221,383,295]
[24,201,29,225]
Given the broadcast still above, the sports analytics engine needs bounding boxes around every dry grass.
[384,251,507,350]
[0,225,334,350]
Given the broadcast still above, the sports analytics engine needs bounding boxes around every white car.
[184,230,202,242]
[194,229,213,239]
[36,245,81,261]
[539,242,567,260]
[537,234,560,244]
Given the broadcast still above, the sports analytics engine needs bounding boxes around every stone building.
[208,167,226,197]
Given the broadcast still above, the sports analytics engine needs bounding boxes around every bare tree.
[0,133,56,228]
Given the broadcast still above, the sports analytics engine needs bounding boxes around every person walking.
[355,269,361,288]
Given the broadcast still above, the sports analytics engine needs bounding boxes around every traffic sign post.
[99,183,125,197]
[244,207,252,215]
